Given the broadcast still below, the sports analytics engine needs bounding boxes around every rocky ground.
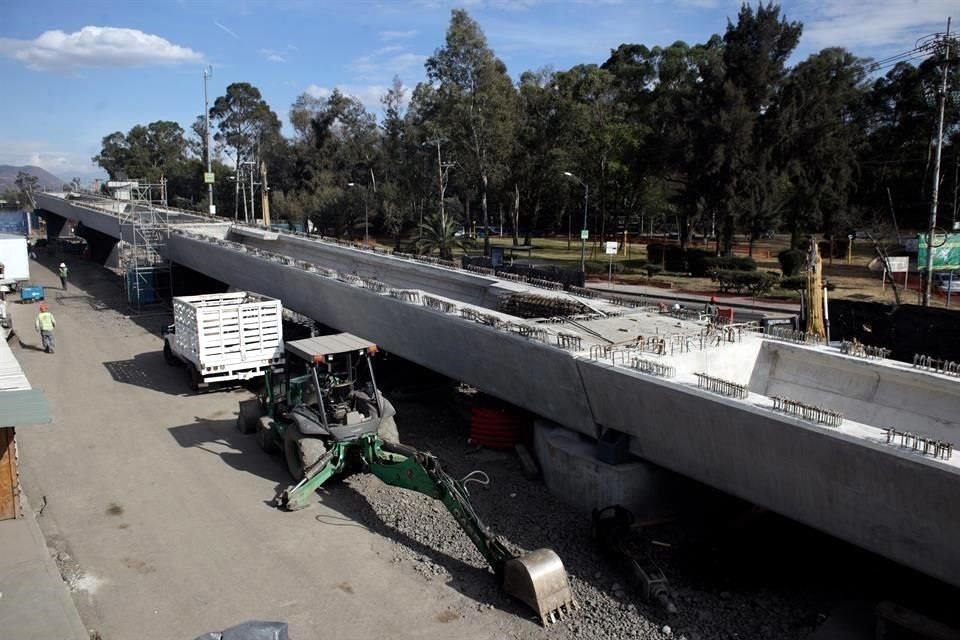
[320,375,842,640]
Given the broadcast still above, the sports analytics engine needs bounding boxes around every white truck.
[162,292,284,391]
[0,234,30,291]
[0,234,29,340]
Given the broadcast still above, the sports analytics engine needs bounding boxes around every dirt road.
[10,257,523,640]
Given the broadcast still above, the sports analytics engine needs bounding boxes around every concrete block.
[534,419,687,520]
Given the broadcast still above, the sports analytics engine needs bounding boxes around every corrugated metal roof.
[0,338,30,392]
[0,338,51,426]
[286,333,375,361]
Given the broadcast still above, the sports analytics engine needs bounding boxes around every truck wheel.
[186,364,201,392]
[256,416,277,452]
[163,342,178,366]
[378,416,400,444]
[283,426,325,480]
[236,399,261,434]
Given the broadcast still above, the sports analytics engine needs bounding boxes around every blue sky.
[1,0,958,181]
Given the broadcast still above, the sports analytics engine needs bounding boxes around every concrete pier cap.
[534,419,701,520]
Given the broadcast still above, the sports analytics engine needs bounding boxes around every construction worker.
[35,303,56,353]
[58,262,69,290]
[704,295,719,317]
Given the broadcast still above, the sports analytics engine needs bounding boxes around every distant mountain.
[0,165,66,192]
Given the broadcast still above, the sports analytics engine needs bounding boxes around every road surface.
[10,257,522,640]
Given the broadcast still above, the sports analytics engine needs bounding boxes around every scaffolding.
[112,179,173,311]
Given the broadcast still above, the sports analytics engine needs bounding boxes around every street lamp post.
[564,171,589,274]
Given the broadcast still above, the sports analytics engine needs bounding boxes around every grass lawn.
[457,234,956,309]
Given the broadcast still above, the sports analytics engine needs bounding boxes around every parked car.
[934,271,960,293]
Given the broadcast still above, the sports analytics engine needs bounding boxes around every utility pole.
[203,66,215,215]
[425,137,453,254]
[924,17,952,306]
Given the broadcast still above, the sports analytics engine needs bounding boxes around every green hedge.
[646,243,687,271]
[777,249,805,276]
[712,269,777,296]
[686,248,713,277]
[778,275,807,290]
[704,256,757,273]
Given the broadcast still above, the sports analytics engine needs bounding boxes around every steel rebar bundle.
[771,396,843,427]
[694,372,748,399]
[497,292,589,319]
[884,428,953,460]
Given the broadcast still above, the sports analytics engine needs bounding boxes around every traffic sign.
[204,172,215,184]
[605,241,619,255]
[581,229,589,240]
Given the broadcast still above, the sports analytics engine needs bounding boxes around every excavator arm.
[280,435,576,624]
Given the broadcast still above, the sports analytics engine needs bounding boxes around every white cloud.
[799,0,951,51]
[304,84,408,111]
[0,26,203,72]
[379,30,418,40]
[214,21,241,40]
[305,84,331,99]
[0,140,102,180]
[261,48,287,63]
[348,51,427,80]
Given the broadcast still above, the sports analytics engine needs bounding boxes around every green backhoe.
[236,334,576,625]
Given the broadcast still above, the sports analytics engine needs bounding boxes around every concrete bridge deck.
[33,190,960,589]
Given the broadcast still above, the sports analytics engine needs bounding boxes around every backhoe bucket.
[502,548,577,625]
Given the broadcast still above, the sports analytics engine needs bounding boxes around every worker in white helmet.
[58,262,69,290]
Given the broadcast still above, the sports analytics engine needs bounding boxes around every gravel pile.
[331,386,824,640]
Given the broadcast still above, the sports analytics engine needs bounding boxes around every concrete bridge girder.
[31,192,960,591]
[579,360,960,589]
[166,234,598,432]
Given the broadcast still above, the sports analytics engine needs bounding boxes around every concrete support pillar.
[40,210,67,240]
[74,222,118,266]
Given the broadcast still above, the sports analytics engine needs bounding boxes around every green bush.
[621,259,648,269]
[664,245,687,272]
[584,261,625,275]
[686,248,713,277]
[712,269,777,296]
[645,264,663,278]
[704,256,757,274]
[777,249,805,276]
[647,243,665,266]
[818,239,850,259]
[778,275,807,290]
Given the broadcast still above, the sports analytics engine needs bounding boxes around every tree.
[92,121,188,182]
[416,211,470,259]
[14,171,39,209]
[780,48,867,246]
[712,3,803,254]
[423,9,517,256]
[210,83,282,218]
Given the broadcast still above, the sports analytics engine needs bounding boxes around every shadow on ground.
[16,338,47,353]
[103,351,189,396]
[167,418,291,489]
